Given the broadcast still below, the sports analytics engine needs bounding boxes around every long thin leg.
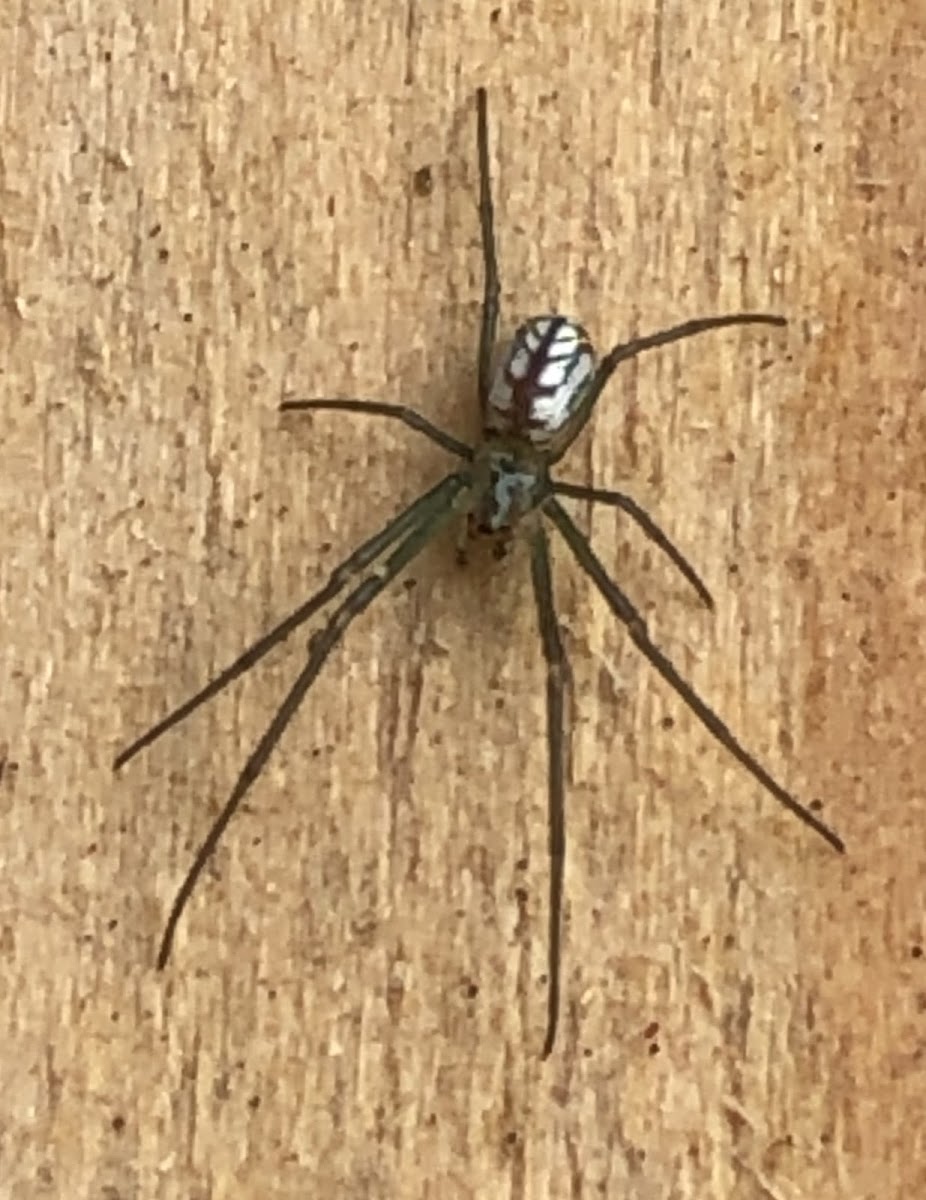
[529,522,570,1058]
[280,398,472,460]
[598,313,786,378]
[156,476,467,967]
[554,480,714,609]
[551,313,787,463]
[475,87,500,409]
[114,473,467,770]
[545,499,845,853]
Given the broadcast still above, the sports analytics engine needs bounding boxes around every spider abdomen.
[485,315,595,452]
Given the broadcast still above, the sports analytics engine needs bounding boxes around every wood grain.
[2,1,924,1197]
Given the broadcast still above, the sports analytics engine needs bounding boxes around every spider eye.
[485,315,596,452]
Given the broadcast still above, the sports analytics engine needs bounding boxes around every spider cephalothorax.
[116,88,843,1059]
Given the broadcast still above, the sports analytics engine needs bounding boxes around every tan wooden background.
[2,1,924,1197]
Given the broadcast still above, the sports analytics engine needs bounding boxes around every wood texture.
[2,2,924,1196]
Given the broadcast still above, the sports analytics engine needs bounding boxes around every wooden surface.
[3,2,924,1197]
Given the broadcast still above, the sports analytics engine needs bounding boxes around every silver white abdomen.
[485,315,596,450]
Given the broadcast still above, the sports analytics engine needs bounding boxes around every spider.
[115,87,844,1058]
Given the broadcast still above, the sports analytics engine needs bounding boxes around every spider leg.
[529,521,571,1058]
[475,87,500,410]
[156,473,468,967]
[597,313,786,378]
[553,481,714,609]
[114,473,467,770]
[551,313,787,464]
[545,498,845,853]
[280,398,472,460]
